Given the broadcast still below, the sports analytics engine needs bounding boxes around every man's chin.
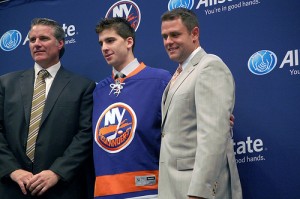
[34,55,45,62]
[169,55,179,62]
[33,58,47,67]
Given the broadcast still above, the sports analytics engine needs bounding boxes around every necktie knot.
[38,69,49,80]
[114,72,126,79]
[170,65,183,88]
[176,65,183,74]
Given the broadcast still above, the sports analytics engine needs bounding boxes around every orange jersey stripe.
[94,170,158,197]
[111,62,146,83]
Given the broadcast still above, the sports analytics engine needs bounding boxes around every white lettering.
[65,38,76,45]
[280,49,299,68]
[236,157,245,163]
[205,7,222,15]
[236,155,265,164]
[280,50,293,68]
[227,2,241,11]
[22,32,29,45]
[197,0,209,8]
[235,140,246,154]
[246,155,265,162]
[104,108,126,126]
[62,24,76,37]
[290,69,300,75]
[196,0,233,9]
[67,25,75,37]
[253,139,263,152]
[112,4,132,18]
[234,136,264,155]
[295,49,299,65]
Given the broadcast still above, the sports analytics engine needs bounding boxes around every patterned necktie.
[170,65,183,88]
[26,69,49,162]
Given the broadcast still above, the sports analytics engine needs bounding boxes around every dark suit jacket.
[0,67,95,199]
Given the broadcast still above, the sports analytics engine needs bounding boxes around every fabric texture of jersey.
[93,63,171,199]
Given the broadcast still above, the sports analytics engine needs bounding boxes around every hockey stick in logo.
[107,108,126,140]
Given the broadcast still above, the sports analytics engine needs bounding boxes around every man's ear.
[191,26,199,42]
[126,37,134,49]
[56,40,64,50]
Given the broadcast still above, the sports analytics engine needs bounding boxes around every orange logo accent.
[95,103,137,153]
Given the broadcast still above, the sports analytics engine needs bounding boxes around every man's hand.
[26,170,60,196]
[230,114,235,127]
[10,169,33,195]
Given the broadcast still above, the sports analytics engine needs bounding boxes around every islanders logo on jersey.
[95,102,137,153]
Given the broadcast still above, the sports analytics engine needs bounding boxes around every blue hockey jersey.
[93,63,171,199]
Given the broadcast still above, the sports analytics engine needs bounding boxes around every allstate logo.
[106,0,141,31]
[248,50,277,75]
[168,0,194,11]
[0,30,22,51]
[95,102,137,153]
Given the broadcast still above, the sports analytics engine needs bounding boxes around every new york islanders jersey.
[93,63,171,199]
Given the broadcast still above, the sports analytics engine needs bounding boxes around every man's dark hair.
[95,17,135,50]
[30,18,65,58]
[161,8,199,33]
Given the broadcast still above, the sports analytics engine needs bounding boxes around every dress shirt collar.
[181,46,201,71]
[112,58,139,77]
[34,61,61,79]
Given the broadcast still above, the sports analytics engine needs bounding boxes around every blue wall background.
[1,0,299,198]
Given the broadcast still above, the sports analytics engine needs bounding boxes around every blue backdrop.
[1,0,299,198]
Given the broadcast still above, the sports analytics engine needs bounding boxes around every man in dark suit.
[0,18,95,199]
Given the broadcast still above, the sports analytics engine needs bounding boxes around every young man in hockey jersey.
[92,17,172,199]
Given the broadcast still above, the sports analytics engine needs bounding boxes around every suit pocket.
[176,157,195,171]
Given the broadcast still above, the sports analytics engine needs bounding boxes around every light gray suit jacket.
[158,49,242,199]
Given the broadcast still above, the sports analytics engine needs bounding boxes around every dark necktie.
[115,72,126,79]
[115,72,126,83]
[26,69,49,162]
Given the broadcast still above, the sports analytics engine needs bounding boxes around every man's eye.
[171,33,180,38]
[40,37,49,41]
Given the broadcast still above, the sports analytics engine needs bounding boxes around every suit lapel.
[161,82,170,122]
[41,67,71,125]
[19,69,35,125]
[161,49,207,127]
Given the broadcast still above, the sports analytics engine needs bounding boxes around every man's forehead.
[99,29,120,40]
[30,25,54,35]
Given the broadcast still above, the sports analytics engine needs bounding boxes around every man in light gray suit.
[158,8,242,199]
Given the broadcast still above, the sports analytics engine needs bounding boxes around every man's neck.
[112,58,139,77]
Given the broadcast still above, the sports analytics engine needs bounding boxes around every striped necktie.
[26,69,49,162]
